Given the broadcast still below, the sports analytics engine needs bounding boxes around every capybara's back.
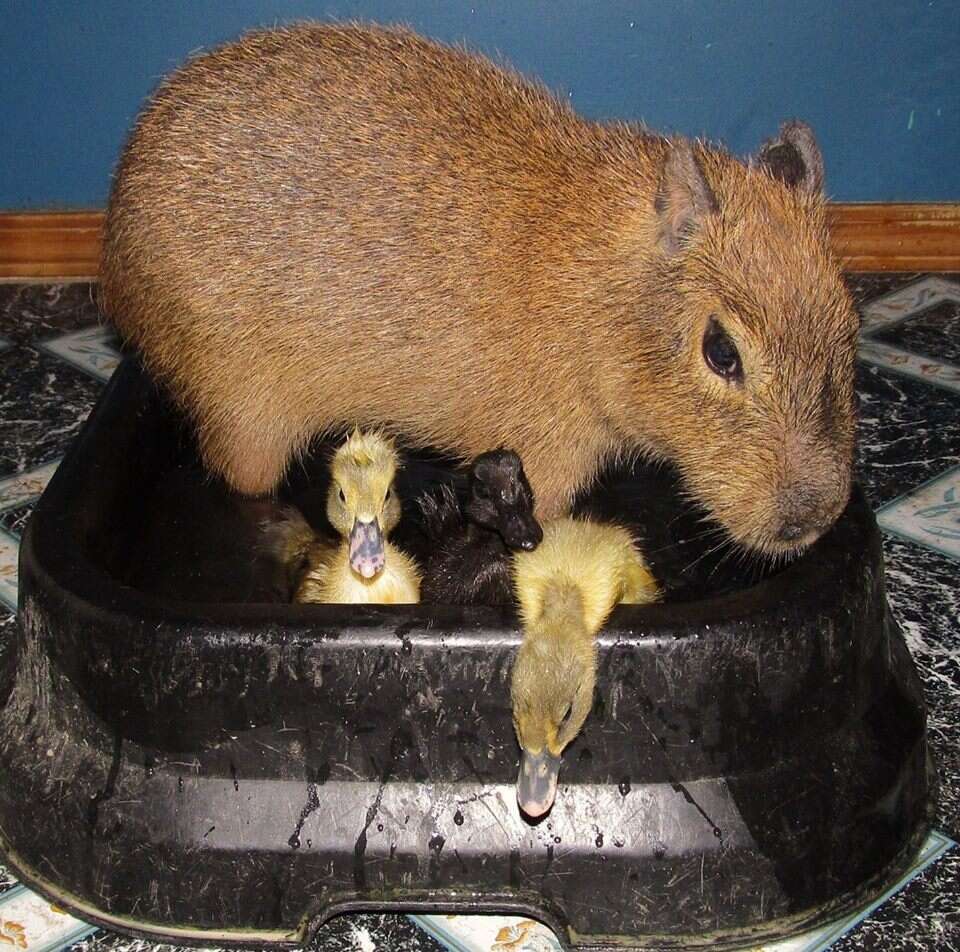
[101,22,860,557]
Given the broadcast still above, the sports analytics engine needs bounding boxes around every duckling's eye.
[338,487,346,503]
[702,318,743,382]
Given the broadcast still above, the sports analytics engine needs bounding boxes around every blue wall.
[2,0,958,208]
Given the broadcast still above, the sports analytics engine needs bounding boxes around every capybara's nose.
[778,523,803,543]
[775,481,838,546]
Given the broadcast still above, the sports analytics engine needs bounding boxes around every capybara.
[100,22,859,557]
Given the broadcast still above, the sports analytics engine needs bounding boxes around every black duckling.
[418,449,543,604]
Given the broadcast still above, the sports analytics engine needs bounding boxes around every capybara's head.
[630,121,858,558]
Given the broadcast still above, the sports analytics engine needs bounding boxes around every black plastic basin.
[0,359,934,951]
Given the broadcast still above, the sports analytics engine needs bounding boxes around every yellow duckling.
[510,518,659,818]
[268,430,420,603]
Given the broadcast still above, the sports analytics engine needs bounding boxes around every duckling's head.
[466,450,543,551]
[510,586,596,819]
[327,430,402,578]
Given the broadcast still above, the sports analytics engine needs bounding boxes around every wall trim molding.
[1,205,959,279]
[0,212,102,280]
[826,203,960,272]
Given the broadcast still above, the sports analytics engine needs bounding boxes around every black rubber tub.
[0,359,934,951]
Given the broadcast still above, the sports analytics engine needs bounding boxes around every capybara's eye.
[702,318,743,381]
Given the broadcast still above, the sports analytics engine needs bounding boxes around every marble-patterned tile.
[0,864,17,898]
[37,326,122,384]
[0,529,19,613]
[845,273,925,308]
[0,284,101,344]
[315,914,445,951]
[413,913,563,952]
[0,463,59,514]
[61,912,446,952]
[0,885,96,952]
[881,535,960,837]
[872,300,960,367]
[0,506,32,540]
[857,338,960,394]
[854,363,960,510]
[858,276,960,336]
[0,346,102,479]
[856,276,960,395]
[877,466,960,561]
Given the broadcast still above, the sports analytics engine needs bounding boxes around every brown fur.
[100,22,859,557]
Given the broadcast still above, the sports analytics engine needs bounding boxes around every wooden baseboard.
[0,212,102,279]
[827,203,960,272]
[1,205,958,279]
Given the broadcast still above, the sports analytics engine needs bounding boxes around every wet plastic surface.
[0,360,934,950]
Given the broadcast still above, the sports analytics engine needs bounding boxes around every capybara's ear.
[756,120,824,196]
[654,139,718,255]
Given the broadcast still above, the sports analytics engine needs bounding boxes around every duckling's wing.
[259,506,315,564]
[619,549,661,604]
[260,505,322,597]
[295,545,337,603]
[418,484,464,540]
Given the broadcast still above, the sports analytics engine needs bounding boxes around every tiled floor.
[0,276,958,951]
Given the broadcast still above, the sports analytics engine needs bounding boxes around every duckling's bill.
[348,517,385,578]
[504,512,543,551]
[517,748,562,819]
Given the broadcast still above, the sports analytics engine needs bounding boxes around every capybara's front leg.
[519,434,608,521]
[199,408,302,496]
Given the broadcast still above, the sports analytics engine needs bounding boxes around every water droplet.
[377,823,383,832]
[453,810,464,826]
[553,835,561,844]
[288,833,301,849]
[618,778,631,796]
[595,833,604,848]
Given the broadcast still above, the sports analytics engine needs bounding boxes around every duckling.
[418,449,543,604]
[266,430,420,603]
[510,518,659,819]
